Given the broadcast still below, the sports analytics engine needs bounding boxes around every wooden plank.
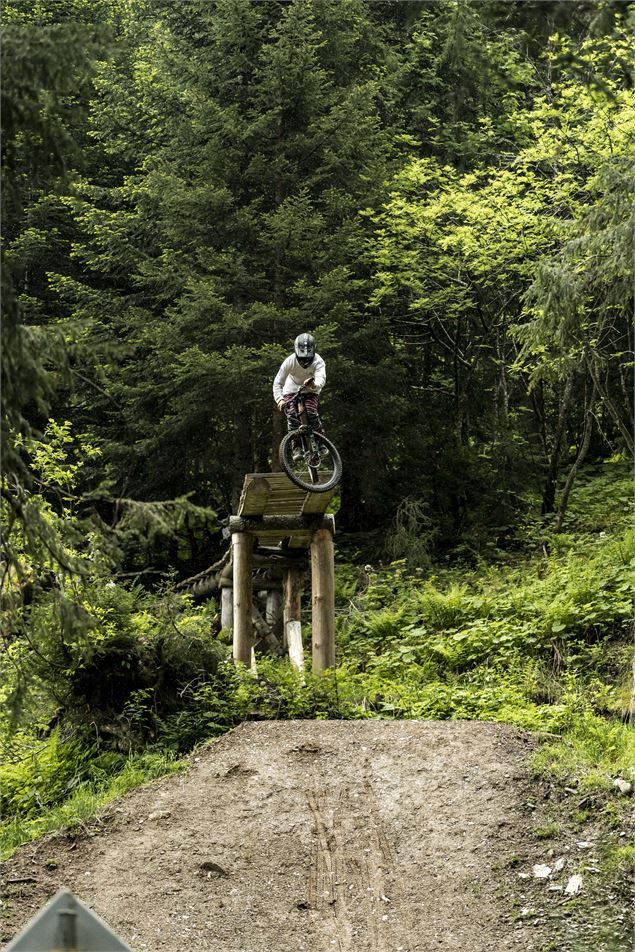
[253,533,312,548]
[238,472,338,520]
[288,535,310,547]
[268,489,306,497]
[265,493,306,501]
[264,500,305,508]
[264,500,304,506]
[233,473,337,550]
[238,476,272,517]
[243,472,295,489]
[302,487,338,514]
[263,505,305,517]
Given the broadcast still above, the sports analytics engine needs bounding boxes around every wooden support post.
[310,527,335,671]
[284,568,304,672]
[232,532,253,665]
[266,590,283,640]
[221,586,233,631]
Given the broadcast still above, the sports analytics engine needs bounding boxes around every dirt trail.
[1,721,546,951]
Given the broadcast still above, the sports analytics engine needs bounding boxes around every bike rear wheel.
[279,431,342,493]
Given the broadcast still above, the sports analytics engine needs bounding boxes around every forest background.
[1,0,634,919]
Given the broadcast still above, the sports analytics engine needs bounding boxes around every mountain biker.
[273,333,326,461]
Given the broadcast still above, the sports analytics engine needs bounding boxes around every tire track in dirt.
[306,764,407,952]
[307,787,355,951]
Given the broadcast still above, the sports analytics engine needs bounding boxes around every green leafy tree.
[368,20,634,538]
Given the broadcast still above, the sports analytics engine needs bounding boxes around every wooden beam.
[254,553,307,570]
[283,568,304,672]
[223,552,307,572]
[311,527,335,671]
[221,551,308,587]
[248,532,313,549]
[256,579,283,591]
[220,562,233,580]
[229,514,335,534]
[232,532,253,665]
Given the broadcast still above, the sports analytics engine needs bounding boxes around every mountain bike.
[278,388,342,492]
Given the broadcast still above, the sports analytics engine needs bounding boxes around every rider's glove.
[277,400,286,412]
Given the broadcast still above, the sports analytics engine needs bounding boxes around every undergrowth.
[1,460,633,860]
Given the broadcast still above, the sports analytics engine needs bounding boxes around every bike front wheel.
[279,431,342,493]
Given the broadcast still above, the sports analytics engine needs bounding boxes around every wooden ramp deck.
[236,472,338,547]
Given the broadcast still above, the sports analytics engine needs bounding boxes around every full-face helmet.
[294,333,316,369]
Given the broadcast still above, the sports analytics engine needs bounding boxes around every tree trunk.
[588,359,634,456]
[495,327,509,425]
[555,381,596,532]
[528,378,549,460]
[542,373,574,515]
[617,361,633,432]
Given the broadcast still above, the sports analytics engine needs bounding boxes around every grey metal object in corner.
[4,887,134,951]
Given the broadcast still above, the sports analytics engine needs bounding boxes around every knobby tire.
[279,431,342,493]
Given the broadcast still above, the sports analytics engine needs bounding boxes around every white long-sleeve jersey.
[273,353,326,404]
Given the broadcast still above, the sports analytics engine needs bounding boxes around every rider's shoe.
[292,447,302,462]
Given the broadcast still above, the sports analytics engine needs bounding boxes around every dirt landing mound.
[2,721,543,951]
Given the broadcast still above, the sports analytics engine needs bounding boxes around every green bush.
[0,732,92,821]
[0,746,182,860]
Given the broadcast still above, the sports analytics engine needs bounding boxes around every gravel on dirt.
[1,720,549,951]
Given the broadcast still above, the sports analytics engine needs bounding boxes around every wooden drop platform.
[236,473,338,547]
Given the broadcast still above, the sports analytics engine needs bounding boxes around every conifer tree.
[61,0,399,523]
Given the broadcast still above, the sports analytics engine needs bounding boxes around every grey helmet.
[294,332,316,369]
